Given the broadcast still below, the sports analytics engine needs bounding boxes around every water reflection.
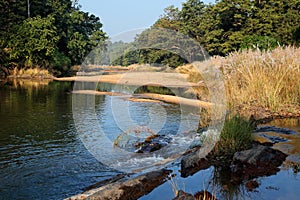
[141,119,300,200]
[0,79,119,199]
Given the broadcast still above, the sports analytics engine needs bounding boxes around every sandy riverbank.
[54,72,202,88]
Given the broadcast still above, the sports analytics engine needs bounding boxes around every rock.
[66,169,171,200]
[232,144,286,166]
[181,149,211,178]
[173,190,195,200]
[230,144,287,182]
[83,174,128,192]
[245,180,259,191]
[135,142,162,153]
[144,134,160,143]
[134,134,171,153]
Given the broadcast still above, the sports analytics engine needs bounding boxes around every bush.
[240,35,279,51]
[214,115,254,157]
[50,50,71,76]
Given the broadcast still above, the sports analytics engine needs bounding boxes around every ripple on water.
[255,119,300,165]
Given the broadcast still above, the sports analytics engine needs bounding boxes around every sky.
[79,0,215,37]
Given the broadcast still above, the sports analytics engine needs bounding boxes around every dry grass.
[177,46,300,113]
[128,63,174,72]
[11,67,53,78]
[222,46,300,112]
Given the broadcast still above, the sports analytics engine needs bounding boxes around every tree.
[154,5,181,31]
[7,15,59,67]
[179,0,206,40]
[151,0,300,57]
[0,0,107,76]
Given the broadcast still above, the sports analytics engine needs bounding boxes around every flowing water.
[0,79,299,200]
[0,79,199,199]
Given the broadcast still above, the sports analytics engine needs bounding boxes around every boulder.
[134,134,171,153]
[180,149,211,178]
[230,144,287,182]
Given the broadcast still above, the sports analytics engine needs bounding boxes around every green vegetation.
[113,0,300,67]
[1,0,299,77]
[214,115,254,157]
[0,0,106,77]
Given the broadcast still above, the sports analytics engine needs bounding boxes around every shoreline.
[3,75,300,120]
[54,72,200,88]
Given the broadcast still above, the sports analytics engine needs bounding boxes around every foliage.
[151,0,300,58]
[240,35,279,51]
[50,50,71,76]
[0,0,107,76]
[214,115,254,157]
[11,67,53,78]
[8,15,59,67]
[177,46,300,113]
[222,46,300,112]
[112,0,300,68]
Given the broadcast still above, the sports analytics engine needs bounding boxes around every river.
[0,79,299,200]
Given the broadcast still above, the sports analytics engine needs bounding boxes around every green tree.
[154,5,181,31]
[0,0,107,76]
[7,15,59,67]
[152,0,300,56]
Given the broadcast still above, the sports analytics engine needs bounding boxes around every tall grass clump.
[11,67,53,78]
[177,46,300,113]
[213,115,255,157]
[221,46,300,111]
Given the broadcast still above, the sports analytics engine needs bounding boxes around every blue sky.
[80,0,215,37]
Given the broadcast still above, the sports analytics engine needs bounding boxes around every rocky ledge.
[65,169,171,200]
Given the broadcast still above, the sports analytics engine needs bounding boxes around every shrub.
[240,35,279,51]
[214,115,254,157]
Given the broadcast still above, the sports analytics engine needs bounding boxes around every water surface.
[1,79,299,200]
[0,80,120,199]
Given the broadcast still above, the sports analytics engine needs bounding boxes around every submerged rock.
[254,132,288,144]
[134,134,171,153]
[135,142,162,153]
[180,149,211,178]
[255,126,298,135]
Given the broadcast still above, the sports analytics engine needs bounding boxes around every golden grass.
[222,46,300,112]
[11,67,53,78]
[177,46,300,113]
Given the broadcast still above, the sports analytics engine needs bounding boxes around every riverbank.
[64,47,300,199]
[66,118,300,200]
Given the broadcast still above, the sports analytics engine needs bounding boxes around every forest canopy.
[0,0,107,76]
[1,0,300,75]
[113,0,300,67]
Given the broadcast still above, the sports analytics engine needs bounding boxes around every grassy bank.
[177,46,300,117]
[9,67,53,79]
